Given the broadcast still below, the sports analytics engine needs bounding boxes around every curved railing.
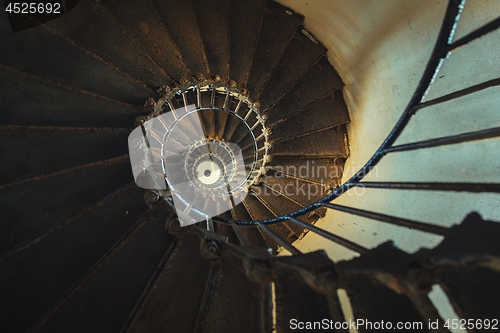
[213,0,500,255]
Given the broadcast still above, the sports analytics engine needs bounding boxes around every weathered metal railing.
[213,0,500,255]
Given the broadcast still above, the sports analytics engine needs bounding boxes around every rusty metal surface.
[150,0,209,76]
[127,230,210,333]
[246,1,304,98]
[269,90,349,138]
[0,157,133,256]
[265,57,343,126]
[242,194,290,252]
[229,0,267,88]
[271,125,348,158]
[251,186,316,239]
[96,0,191,80]
[0,16,151,105]
[265,155,344,188]
[44,0,171,89]
[193,0,230,81]
[1,0,499,331]
[0,66,140,127]
[34,209,173,333]
[0,185,150,333]
[258,28,326,111]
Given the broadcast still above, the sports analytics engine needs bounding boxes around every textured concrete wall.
[277,0,500,261]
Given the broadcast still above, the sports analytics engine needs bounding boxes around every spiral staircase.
[1,0,500,332]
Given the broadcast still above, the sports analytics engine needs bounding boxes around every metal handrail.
[213,0,500,242]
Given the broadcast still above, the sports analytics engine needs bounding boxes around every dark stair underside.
[2,0,497,332]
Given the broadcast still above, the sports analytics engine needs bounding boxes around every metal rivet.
[134,116,147,127]
[202,240,220,259]
[144,97,156,108]
[157,85,171,94]
[196,73,204,81]
[165,217,181,232]
[144,190,160,204]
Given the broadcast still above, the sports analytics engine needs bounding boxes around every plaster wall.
[276,0,500,261]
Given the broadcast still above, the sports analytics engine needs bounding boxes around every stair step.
[271,125,348,157]
[266,156,345,188]
[214,224,239,245]
[198,93,230,139]
[231,203,269,248]
[96,0,190,80]
[247,2,303,98]
[198,108,216,138]
[199,88,213,107]
[0,67,139,127]
[237,135,258,159]
[222,111,245,142]
[266,57,344,125]
[0,126,130,185]
[193,0,230,81]
[201,250,272,332]
[229,0,267,88]
[243,194,295,253]
[184,88,198,107]
[34,208,173,333]
[224,102,252,142]
[215,209,240,245]
[0,185,150,333]
[260,175,326,219]
[0,17,150,105]
[214,110,230,140]
[250,187,316,238]
[45,0,171,88]
[151,0,209,76]
[269,90,350,140]
[0,157,132,255]
[164,95,208,139]
[234,109,261,145]
[126,230,211,333]
[162,109,206,141]
[258,28,326,111]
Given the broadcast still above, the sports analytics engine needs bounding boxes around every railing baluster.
[414,78,500,112]
[194,2,500,238]
[206,217,214,232]
[447,17,500,52]
[257,222,302,255]
[352,182,500,193]
[320,203,449,236]
[287,217,368,254]
[383,127,500,153]
[230,221,251,247]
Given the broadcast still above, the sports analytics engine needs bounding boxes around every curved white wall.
[277,0,500,261]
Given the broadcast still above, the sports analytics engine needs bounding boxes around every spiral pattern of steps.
[0,0,348,331]
[2,0,500,332]
[0,0,349,256]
